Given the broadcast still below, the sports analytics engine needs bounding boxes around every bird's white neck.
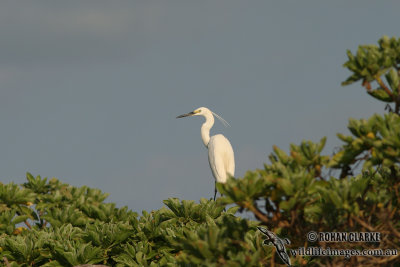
[201,112,214,147]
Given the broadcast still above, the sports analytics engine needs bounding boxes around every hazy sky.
[1,1,399,212]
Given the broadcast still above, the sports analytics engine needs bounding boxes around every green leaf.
[367,88,393,102]
[226,206,239,215]
[329,191,342,208]
[277,178,294,196]
[386,68,399,95]
[317,137,327,153]
[279,197,297,211]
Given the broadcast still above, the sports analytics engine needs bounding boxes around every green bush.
[0,175,268,266]
[217,35,400,266]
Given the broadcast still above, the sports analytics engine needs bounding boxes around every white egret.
[177,107,235,200]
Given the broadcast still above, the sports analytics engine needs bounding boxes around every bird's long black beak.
[176,111,195,118]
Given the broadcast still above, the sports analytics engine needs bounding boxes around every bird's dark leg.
[213,181,217,201]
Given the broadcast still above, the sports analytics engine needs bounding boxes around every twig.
[351,215,375,231]
[388,222,400,239]
[369,254,399,264]
[385,104,394,113]
[24,220,32,229]
[394,183,400,202]
[362,79,372,92]
[385,238,400,250]
[245,202,269,224]
[290,210,296,227]
[3,257,11,267]
[376,76,393,99]
[270,249,275,267]
[15,210,32,229]
[376,73,399,114]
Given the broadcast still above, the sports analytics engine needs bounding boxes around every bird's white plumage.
[177,107,235,188]
[208,134,235,183]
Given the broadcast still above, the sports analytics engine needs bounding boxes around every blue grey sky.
[1,1,398,212]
